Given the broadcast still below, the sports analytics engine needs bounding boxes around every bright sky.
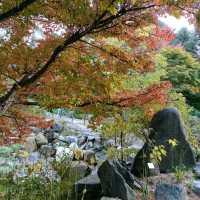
[159,15,195,32]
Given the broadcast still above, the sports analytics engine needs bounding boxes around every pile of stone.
[24,123,105,165]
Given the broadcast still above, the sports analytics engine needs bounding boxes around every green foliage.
[2,157,81,200]
[150,145,167,164]
[167,90,191,122]
[167,90,200,151]
[160,47,200,91]
[4,176,57,200]
[159,47,200,111]
[106,146,136,160]
[123,54,167,91]
[101,108,148,140]
[174,165,186,183]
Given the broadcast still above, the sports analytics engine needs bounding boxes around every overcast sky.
[159,14,195,32]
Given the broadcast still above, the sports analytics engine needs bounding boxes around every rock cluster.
[24,123,104,165]
[73,160,137,200]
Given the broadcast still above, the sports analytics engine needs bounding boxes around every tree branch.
[0,2,156,112]
[0,0,38,22]
[79,39,130,64]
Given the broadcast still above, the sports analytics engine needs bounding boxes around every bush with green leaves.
[159,47,200,111]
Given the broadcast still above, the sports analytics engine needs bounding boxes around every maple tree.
[0,0,199,144]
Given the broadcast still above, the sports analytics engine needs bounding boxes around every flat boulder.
[155,183,187,200]
[192,180,200,197]
[131,108,195,177]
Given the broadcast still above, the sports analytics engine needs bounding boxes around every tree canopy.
[0,0,200,143]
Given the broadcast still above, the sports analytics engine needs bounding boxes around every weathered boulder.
[155,183,187,200]
[114,161,136,190]
[39,145,56,157]
[72,172,102,200]
[35,133,48,147]
[98,160,135,200]
[25,136,37,152]
[131,108,195,177]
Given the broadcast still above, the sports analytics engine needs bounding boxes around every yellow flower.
[168,138,177,147]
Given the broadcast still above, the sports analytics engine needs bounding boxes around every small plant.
[106,146,136,161]
[142,180,149,200]
[174,165,186,183]
[150,145,167,164]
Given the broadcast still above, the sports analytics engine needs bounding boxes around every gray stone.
[27,152,41,165]
[83,150,97,165]
[105,139,115,148]
[69,142,79,151]
[32,127,42,134]
[132,108,196,177]
[35,133,48,147]
[113,160,136,190]
[192,180,200,197]
[155,183,187,200]
[98,160,135,200]
[193,162,200,178]
[52,123,63,133]
[96,150,107,161]
[44,129,56,143]
[56,146,72,160]
[25,136,37,152]
[72,172,102,200]
[65,135,78,144]
[78,136,88,145]
[39,145,56,157]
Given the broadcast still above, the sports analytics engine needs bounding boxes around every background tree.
[171,27,200,57]
[159,47,200,110]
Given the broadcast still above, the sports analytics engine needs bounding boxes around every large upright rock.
[98,160,135,200]
[72,172,102,200]
[131,108,195,177]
